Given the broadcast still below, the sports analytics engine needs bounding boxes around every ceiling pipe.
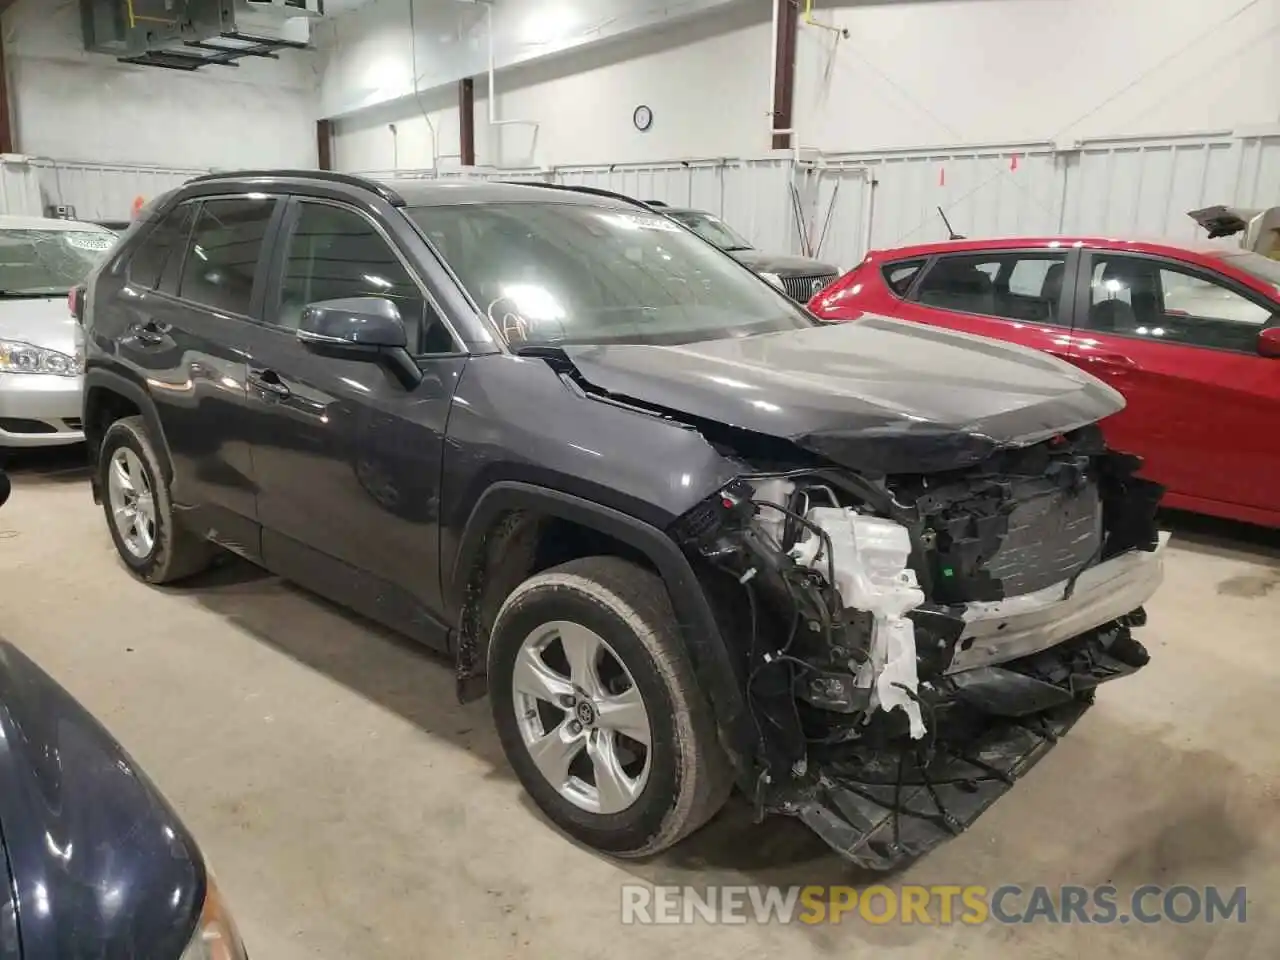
[408,0,440,168]
[455,0,539,164]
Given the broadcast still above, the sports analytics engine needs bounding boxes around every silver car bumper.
[947,532,1170,674]
[0,373,84,447]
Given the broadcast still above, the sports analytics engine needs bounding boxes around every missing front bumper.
[777,622,1149,871]
[792,699,1090,871]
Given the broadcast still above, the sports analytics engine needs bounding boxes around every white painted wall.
[332,85,463,172]
[794,0,1280,153]
[316,0,748,121]
[472,6,773,169]
[4,0,321,169]
[329,0,1280,172]
[332,3,774,171]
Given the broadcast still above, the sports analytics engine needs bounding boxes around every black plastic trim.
[449,481,756,780]
[498,181,656,211]
[186,170,407,206]
[81,367,176,497]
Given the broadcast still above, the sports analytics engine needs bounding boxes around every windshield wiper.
[723,245,754,252]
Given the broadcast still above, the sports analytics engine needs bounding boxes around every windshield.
[0,229,113,296]
[407,202,813,347]
[666,210,754,252]
[1220,250,1280,293]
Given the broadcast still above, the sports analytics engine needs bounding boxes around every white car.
[0,215,117,448]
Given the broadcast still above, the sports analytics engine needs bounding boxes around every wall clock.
[633,104,653,132]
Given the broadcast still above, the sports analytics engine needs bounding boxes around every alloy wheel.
[512,621,653,814]
[107,447,157,559]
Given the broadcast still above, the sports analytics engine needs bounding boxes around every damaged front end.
[672,424,1166,870]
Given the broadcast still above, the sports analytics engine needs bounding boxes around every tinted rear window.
[883,260,924,296]
[178,197,277,316]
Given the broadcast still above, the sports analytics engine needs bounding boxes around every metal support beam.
[317,118,334,170]
[458,77,475,166]
[771,0,798,150]
[0,11,12,154]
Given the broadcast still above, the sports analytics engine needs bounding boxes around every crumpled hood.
[561,314,1125,475]
[0,297,78,355]
[730,250,839,275]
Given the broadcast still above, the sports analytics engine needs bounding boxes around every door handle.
[249,368,291,399]
[131,320,170,345]
[1081,351,1137,373]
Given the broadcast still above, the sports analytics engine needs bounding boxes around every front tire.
[99,416,212,584]
[488,556,732,858]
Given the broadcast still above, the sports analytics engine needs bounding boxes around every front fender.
[449,481,756,783]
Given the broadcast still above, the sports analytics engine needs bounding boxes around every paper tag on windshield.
[66,232,115,252]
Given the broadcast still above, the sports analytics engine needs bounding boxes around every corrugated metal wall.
[846,145,1063,251]
[0,158,206,220]
[357,131,1280,270]
[0,160,45,217]
[1059,134,1238,240]
[1230,134,1280,209]
[32,160,206,222]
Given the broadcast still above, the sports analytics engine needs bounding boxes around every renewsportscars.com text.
[620,884,1248,926]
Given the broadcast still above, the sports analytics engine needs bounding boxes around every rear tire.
[99,416,212,584]
[489,555,733,858]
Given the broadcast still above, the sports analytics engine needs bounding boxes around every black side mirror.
[1259,326,1280,359]
[297,297,422,388]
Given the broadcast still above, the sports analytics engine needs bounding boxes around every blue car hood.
[0,641,203,959]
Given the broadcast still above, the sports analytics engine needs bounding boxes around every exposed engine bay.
[673,423,1166,870]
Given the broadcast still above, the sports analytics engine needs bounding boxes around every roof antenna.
[938,206,964,240]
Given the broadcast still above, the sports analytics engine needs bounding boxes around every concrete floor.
[2,448,1279,959]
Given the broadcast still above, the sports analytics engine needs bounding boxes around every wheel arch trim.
[83,367,175,499]
[449,481,756,781]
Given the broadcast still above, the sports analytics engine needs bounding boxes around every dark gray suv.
[647,202,839,302]
[78,171,1166,869]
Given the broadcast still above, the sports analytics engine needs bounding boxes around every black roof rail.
[496,180,655,211]
[186,169,406,206]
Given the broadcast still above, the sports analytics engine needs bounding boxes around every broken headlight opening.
[673,424,1166,871]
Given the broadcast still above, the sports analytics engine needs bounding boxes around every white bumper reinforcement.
[947,532,1170,674]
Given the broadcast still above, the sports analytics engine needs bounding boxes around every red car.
[810,236,1280,528]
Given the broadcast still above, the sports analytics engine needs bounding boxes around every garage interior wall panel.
[323,0,769,169]
[1233,136,1280,210]
[32,162,207,223]
[354,128,1279,271]
[0,161,46,217]
[793,0,1279,154]
[1057,136,1241,241]
[804,146,1063,260]
[326,0,1278,171]
[804,166,868,273]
